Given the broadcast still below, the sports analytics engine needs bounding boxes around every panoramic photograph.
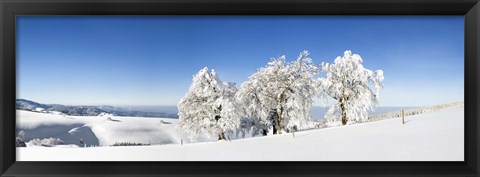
[15,16,464,161]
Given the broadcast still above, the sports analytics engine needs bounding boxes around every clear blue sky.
[17,16,464,107]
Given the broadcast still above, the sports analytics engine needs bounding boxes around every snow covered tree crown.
[320,50,384,124]
[178,67,241,141]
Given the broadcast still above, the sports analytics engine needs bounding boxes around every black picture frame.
[1,0,478,176]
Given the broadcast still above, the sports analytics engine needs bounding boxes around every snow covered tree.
[237,51,319,134]
[16,131,26,147]
[215,82,242,140]
[177,67,241,141]
[236,73,272,136]
[319,50,384,125]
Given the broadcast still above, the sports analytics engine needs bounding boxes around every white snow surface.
[17,108,463,161]
[16,110,187,147]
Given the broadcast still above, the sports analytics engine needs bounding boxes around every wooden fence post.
[402,110,405,124]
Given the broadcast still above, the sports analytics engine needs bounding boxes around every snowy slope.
[17,108,463,161]
[16,110,188,147]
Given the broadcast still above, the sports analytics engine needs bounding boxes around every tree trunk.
[218,132,226,140]
[278,93,285,134]
[340,101,347,125]
[272,124,277,134]
[278,108,283,134]
[270,110,279,134]
[262,129,268,136]
[214,115,225,140]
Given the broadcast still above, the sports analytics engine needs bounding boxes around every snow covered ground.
[16,110,189,147]
[16,107,463,161]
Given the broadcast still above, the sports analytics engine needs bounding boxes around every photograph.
[15,16,464,161]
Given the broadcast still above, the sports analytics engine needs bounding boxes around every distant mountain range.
[16,99,178,118]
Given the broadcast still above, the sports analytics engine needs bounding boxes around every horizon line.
[16,98,464,108]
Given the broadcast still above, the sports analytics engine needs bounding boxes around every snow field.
[16,110,188,147]
[17,108,463,161]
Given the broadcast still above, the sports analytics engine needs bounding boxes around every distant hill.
[16,99,50,110]
[16,99,178,118]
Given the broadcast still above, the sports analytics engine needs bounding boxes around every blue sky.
[17,16,464,107]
